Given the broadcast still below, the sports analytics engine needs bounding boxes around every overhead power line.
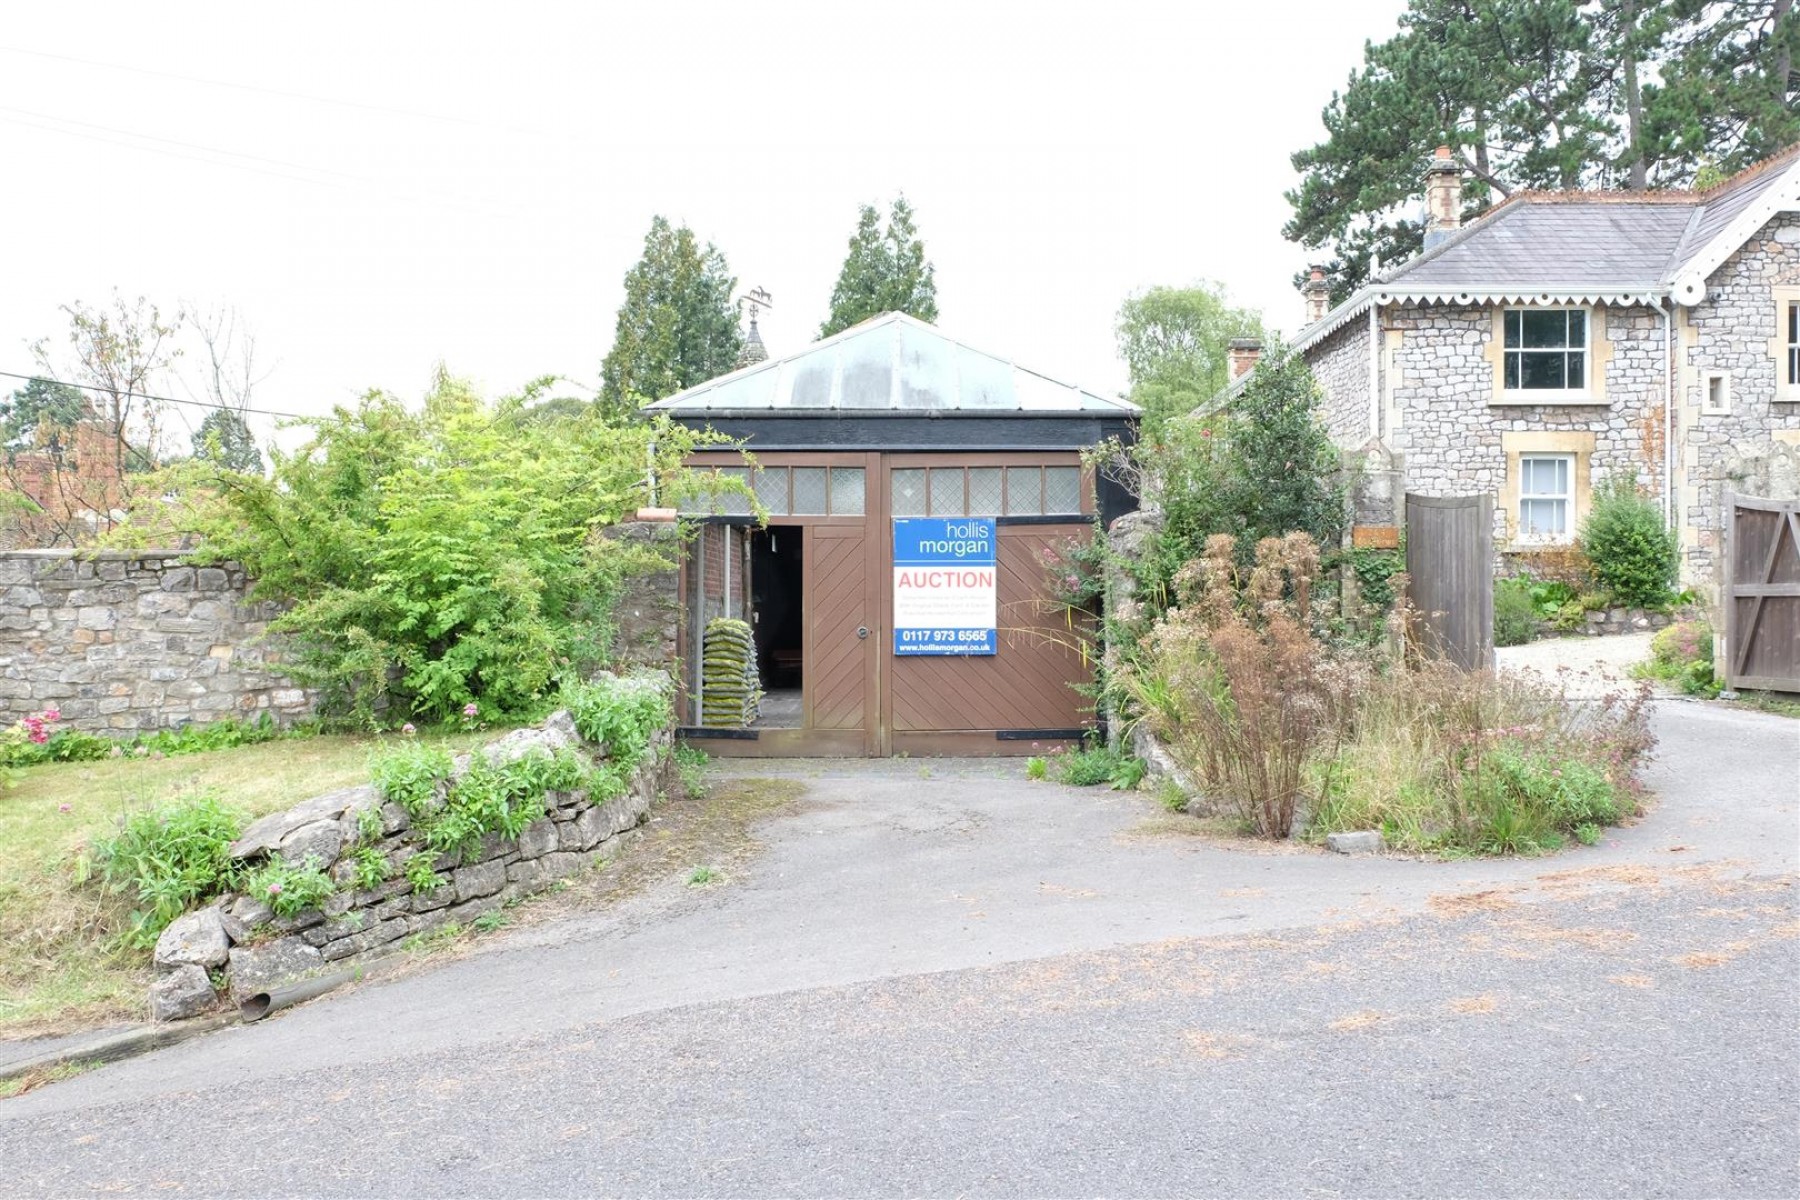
[0,369,313,421]
[0,44,478,126]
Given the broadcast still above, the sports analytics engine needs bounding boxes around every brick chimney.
[1424,145,1462,249]
[1302,265,1331,325]
[1227,338,1262,381]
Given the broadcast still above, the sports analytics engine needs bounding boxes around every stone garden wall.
[147,681,675,1020]
[0,549,313,733]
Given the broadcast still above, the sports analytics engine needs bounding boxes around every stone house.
[1288,143,1800,594]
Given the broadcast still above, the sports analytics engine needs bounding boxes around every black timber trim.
[995,728,1095,741]
[677,727,760,740]
[669,414,1137,452]
[997,514,1089,526]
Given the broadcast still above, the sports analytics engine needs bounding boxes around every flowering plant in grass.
[2,707,61,789]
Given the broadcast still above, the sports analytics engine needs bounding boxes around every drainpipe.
[1367,304,1381,439]
[1647,298,1676,529]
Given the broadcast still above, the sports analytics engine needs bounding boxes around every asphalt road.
[2,699,1796,1198]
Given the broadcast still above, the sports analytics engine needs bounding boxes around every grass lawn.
[0,729,495,1037]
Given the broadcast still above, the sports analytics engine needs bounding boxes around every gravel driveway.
[1496,630,1657,696]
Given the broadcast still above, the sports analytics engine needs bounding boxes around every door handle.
[857,626,869,639]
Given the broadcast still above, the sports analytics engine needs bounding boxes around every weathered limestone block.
[232,786,374,860]
[153,908,230,970]
[277,819,344,868]
[1326,831,1384,856]
[506,857,551,890]
[411,879,455,913]
[321,918,411,961]
[219,896,273,943]
[150,965,217,1022]
[482,719,580,767]
[562,804,611,852]
[516,817,559,860]
[227,936,325,997]
[453,860,507,904]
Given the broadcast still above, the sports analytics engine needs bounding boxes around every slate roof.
[1291,142,1800,354]
[645,312,1138,417]
[1390,201,1699,291]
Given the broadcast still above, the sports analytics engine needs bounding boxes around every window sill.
[1490,392,1605,406]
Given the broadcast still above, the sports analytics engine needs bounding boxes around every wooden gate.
[1723,493,1800,693]
[1404,493,1494,671]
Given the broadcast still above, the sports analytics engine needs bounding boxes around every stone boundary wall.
[0,549,312,733]
[148,689,675,1020]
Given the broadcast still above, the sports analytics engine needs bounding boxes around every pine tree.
[819,196,938,337]
[0,377,89,450]
[600,217,742,414]
[1285,0,1799,299]
[191,408,263,474]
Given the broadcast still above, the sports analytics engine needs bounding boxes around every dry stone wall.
[148,684,675,1020]
[0,550,312,733]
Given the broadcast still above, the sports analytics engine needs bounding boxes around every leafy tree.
[33,292,181,479]
[1116,283,1267,438]
[1285,0,1800,298]
[819,196,938,337]
[190,408,262,474]
[600,217,742,414]
[1,377,89,451]
[184,369,726,725]
[1138,345,1344,592]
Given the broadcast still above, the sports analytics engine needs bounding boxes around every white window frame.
[1785,300,1800,396]
[1702,369,1732,416]
[1501,306,1592,400]
[1516,452,1575,543]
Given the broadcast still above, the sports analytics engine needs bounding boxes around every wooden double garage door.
[699,451,1097,757]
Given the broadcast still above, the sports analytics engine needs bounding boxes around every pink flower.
[58,803,72,813]
[462,703,479,719]
[267,882,284,896]
[42,707,59,722]
[401,723,417,736]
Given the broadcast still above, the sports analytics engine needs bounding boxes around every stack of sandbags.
[700,617,761,727]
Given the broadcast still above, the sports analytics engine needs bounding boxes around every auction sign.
[892,517,997,655]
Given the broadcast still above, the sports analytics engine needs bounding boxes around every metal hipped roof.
[644,312,1139,418]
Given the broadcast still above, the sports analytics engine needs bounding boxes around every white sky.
[1,0,1404,451]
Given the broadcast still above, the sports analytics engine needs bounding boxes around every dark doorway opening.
[751,525,804,727]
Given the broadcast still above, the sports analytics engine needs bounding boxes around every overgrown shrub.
[1637,620,1718,696]
[562,675,673,764]
[1493,578,1540,647]
[1310,659,1653,855]
[1580,478,1679,608]
[87,792,245,946]
[366,675,668,866]
[1130,534,1656,855]
[176,370,727,726]
[1126,344,1345,605]
[1136,533,1357,838]
[369,742,454,821]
